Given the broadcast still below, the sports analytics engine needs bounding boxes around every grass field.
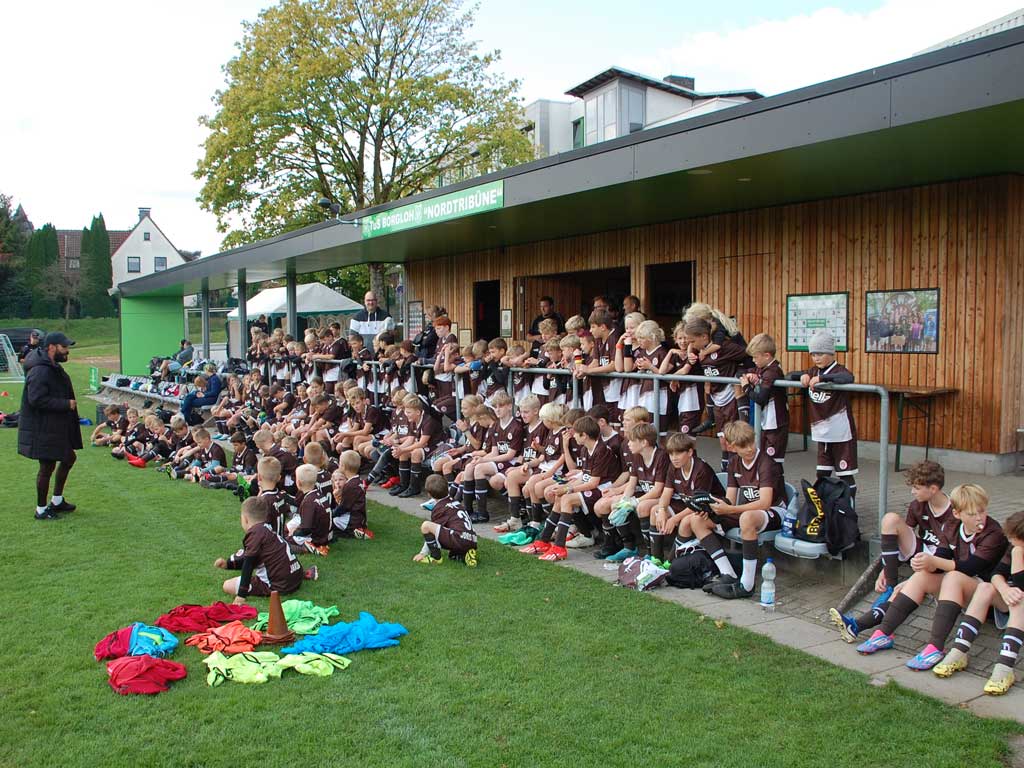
[2,340,1022,767]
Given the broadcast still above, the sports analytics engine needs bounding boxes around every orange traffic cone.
[261,590,295,645]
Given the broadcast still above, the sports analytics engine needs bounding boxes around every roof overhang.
[119,26,1024,300]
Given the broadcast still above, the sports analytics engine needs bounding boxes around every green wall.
[120,295,185,374]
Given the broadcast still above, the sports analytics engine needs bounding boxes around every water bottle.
[781,507,797,538]
[760,558,777,612]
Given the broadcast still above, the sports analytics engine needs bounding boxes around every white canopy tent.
[226,282,362,356]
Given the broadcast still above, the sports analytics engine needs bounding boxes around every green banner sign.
[89,366,99,392]
[361,180,504,239]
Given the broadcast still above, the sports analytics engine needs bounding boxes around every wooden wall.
[405,174,1024,455]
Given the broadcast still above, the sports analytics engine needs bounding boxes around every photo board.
[786,292,849,351]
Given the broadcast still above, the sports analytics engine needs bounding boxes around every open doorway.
[515,267,631,336]
[473,280,501,341]
[646,261,694,331]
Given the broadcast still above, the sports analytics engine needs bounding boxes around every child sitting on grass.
[254,456,296,536]
[215,496,315,604]
[201,432,258,490]
[932,510,1024,695]
[91,404,126,447]
[414,474,478,566]
[287,464,332,556]
[181,428,227,483]
[331,450,373,539]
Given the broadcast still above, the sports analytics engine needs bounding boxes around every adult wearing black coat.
[18,332,82,520]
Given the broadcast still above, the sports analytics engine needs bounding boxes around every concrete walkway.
[368,480,1024,724]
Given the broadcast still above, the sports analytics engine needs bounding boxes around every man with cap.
[18,329,42,362]
[18,332,82,520]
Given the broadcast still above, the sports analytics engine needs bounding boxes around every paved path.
[368,478,1024,723]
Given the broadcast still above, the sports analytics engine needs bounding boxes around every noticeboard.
[786,292,848,352]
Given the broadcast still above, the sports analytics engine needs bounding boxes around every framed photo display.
[786,292,849,351]
[500,308,513,338]
[865,288,939,354]
[406,300,424,340]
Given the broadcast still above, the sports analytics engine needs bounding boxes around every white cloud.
[631,0,1023,96]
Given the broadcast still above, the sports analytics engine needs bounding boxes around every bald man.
[349,291,395,352]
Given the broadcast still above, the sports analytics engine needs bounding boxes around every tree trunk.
[369,263,386,303]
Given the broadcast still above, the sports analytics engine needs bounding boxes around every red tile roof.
[55,229,131,270]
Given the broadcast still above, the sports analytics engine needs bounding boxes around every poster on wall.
[786,292,849,351]
[406,301,424,340]
[865,288,939,353]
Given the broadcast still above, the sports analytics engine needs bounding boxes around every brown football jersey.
[904,499,954,552]
[235,523,302,595]
[335,475,367,530]
[667,456,726,503]
[755,359,790,430]
[431,498,474,534]
[409,412,444,448]
[231,446,258,474]
[727,451,787,509]
[259,489,297,537]
[942,519,1008,577]
[540,426,566,463]
[577,440,620,484]
[699,339,748,395]
[198,442,227,467]
[297,492,333,546]
[521,421,549,462]
[630,447,671,495]
[805,362,857,438]
[486,417,524,457]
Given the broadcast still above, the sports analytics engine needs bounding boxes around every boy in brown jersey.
[287,464,332,556]
[181,428,228,483]
[301,441,338,503]
[367,389,410,488]
[696,421,786,600]
[253,456,297,537]
[253,429,298,492]
[788,329,858,501]
[391,396,445,499]
[91,404,127,447]
[522,416,619,562]
[654,433,726,562]
[215,496,313,603]
[331,450,373,540]
[495,395,547,533]
[578,310,621,418]
[591,406,652,559]
[739,333,789,464]
[201,432,258,490]
[854,484,1008,658]
[830,460,952,643]
[414,474,479,567]
[459,392,523,521]
[933,510,1024,695]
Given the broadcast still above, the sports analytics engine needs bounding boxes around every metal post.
[285,262,298,338]
[571,376,580,408]
[200,280,211,360]
[877,388,890,533]
[652,377,661,434]
[753,401,762,445]
[371,363,380,407]
[237,269,247,361]
[454,373,462,421]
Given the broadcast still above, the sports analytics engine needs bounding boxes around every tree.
[195,0,533,250]
[81,214,114,317]
[299,264,370,302]
[39,261,80,325]
[25,224,60,318]
[0,194,33,317]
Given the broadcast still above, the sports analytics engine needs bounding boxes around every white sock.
[36,506,47,515]
[741,558,757,591]
[714,552,738,578]
[52,495,63,505]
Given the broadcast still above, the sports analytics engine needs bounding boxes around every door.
[646,261,694,331]
[473,280,501,341]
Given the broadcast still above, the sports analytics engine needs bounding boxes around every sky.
[1,0,1020,256]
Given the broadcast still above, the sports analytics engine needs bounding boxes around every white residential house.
[110,207,197,290]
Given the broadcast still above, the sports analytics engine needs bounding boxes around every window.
[603,90,617,140]
[154,256,167,272]
[622,86,645,133]
[585,97,598,146]
[67,258,80,270]
[572,118,585,149]
[143,232,151,241]
[127,256,141,273]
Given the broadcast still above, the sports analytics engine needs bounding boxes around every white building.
[523,67,763,157]
[110,207,196,290]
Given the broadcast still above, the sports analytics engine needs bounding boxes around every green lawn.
[0,424,1021,768]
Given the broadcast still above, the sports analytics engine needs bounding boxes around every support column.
[200,279,211,360]
[237,268,247,360]
[286,263,298,338]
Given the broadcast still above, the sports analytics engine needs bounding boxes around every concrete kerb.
[368,487,1024,724]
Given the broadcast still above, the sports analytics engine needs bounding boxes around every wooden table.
[882,385,958,471]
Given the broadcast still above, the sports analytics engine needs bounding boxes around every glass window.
[127,256,141,273]
[143,232,151,241]
[67,258,80,270]
[572,118,585,149]
[626,87,644,133]
[154,256,167,272]
[585,98,598,146]
[603,89,617,140]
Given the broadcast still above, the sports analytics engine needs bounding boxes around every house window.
[154,256,167,272]
[143,232,151,241]
[585,97,599,146]
[67,258,80,270]
[603,90,617,140]
[622,86,645,133]
[572,118,585,149]
[127,256,141,273]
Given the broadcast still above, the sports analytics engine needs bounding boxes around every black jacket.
[17,349,82,461]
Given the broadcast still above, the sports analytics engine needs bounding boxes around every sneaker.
[381,476,401,489]
[493,517,523,533]
[417,554,444,565]
[538,545,568,561]
[906,644,944,671]
[464,548,478,568]
[169,468,180,480]
[593,541,621,559]
[605,547,638,562]
[388,483,407,497]
[48,499,76,513]
[420,498,438,511]
[305,543,330,557]
[856,630,894,655]
[304,566,319,581]
[983,668,1015,696]
[519,540,551,555]
[566,533,595,549]
[34,508,61,521]
[711,580,755,599]
[828,608,861,644]
[469,512,490,524]
[933,649,969,678]
[354,527,375,540]
[703,574,737,593]
[199,478,220,489]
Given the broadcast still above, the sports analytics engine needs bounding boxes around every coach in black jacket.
[18,332,82,520]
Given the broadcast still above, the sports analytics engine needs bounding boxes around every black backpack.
[795,477,860,556]
[666,549,717,589]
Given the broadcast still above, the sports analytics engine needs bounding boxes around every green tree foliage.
[25,225,60,317]
[0,194,33,317]
[195,0,533,253]
[80,214,114,317]
[299,264,370,302]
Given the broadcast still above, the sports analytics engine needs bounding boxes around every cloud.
[631,0,1022,96]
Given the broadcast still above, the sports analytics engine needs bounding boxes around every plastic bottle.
[760,558,777,612]
[781,506,797,538]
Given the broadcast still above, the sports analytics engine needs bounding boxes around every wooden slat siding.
[405,174,1021,454]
